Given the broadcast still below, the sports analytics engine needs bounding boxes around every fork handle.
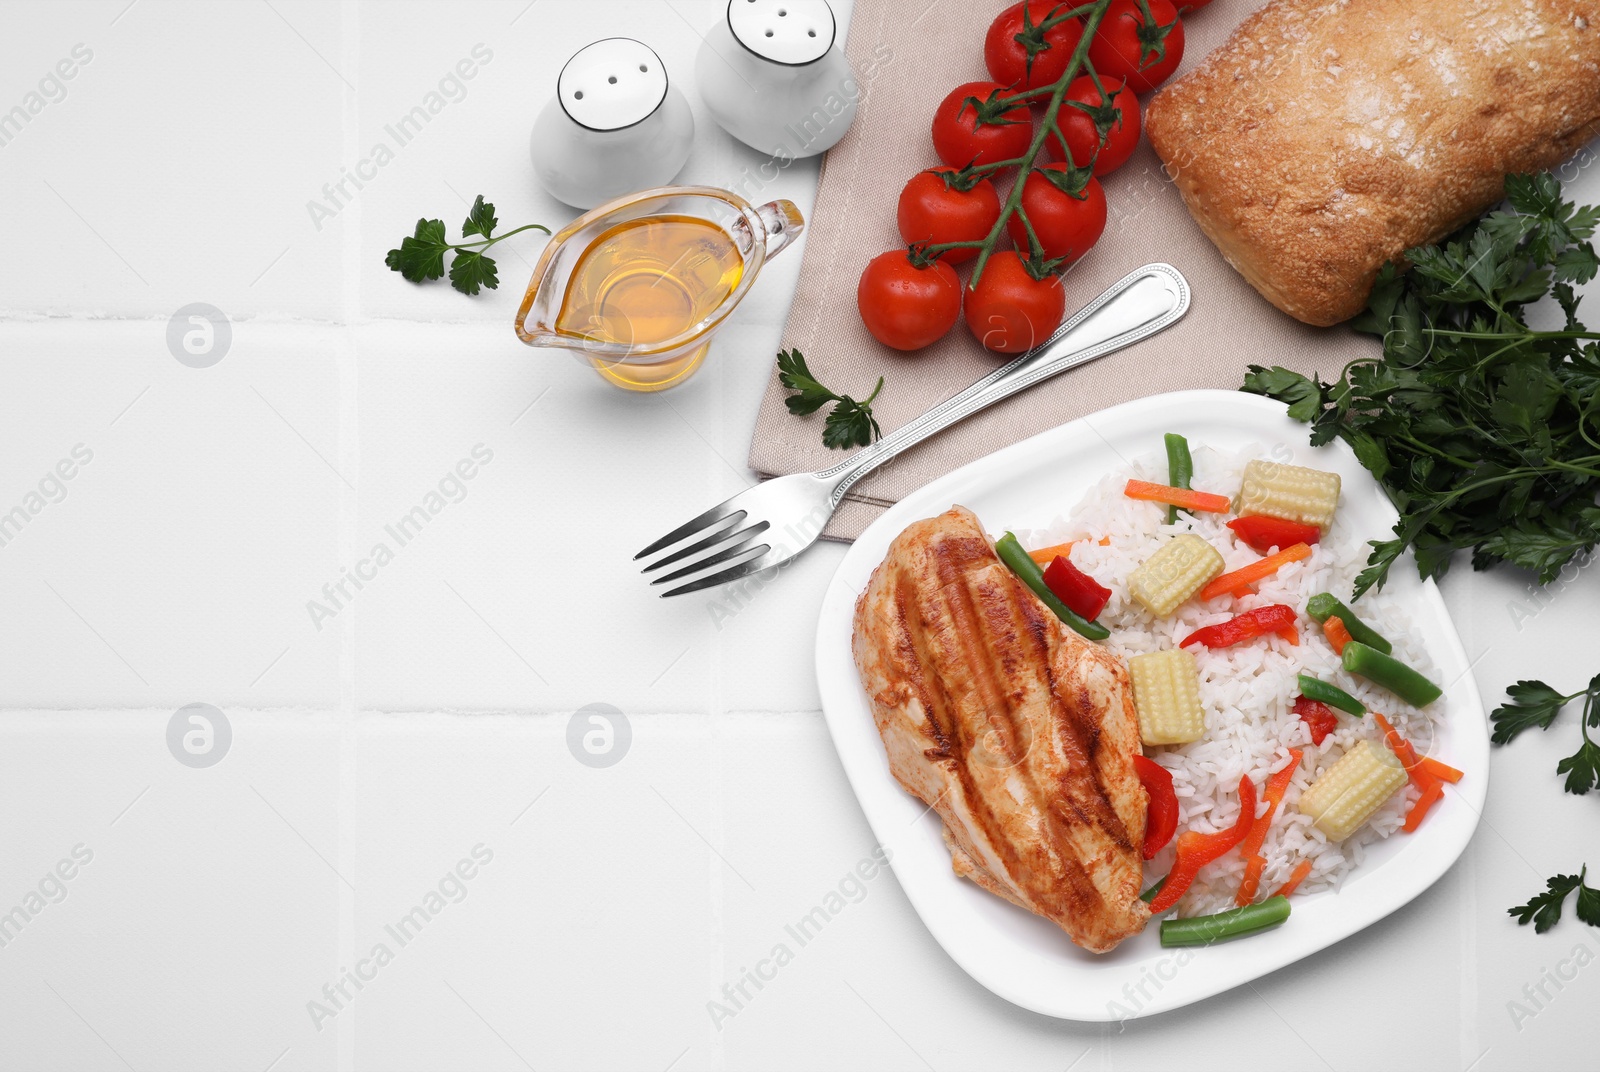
[817,262,1190,503]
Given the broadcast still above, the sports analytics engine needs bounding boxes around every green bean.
[1305,594,1393,654]
[1159,896,1291,947]
[1297,673,1365,716]
[1140,876,1167,904]
[1164,432,1193,525]
[995,533,1110,641]
[1342,642,1442,707]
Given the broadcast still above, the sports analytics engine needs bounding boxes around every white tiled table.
[3,2,1598,1069]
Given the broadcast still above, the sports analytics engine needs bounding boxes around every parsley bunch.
[1244,173,1600,599]
[385,195,549,296]
[777,349,884,451]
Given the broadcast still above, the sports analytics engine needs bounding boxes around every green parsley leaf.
[1491,679,1573,744]
[777,348,837,416]
[384,218,450,283]
[777,349,884,451]
[447,249,499,296]
[1509,870,1587,934]
[462,195,498,239]
[1557,731,1600,795]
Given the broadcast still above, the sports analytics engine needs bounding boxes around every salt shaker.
[530,38,696,210]
[695,0,858,160]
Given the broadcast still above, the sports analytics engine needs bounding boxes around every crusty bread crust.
[1144,0,1600,326]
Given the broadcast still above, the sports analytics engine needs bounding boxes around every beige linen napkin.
[747,0,1377,540]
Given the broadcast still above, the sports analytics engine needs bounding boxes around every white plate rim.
[813,388,1488,1021]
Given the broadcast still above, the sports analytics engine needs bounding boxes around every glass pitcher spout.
[514,185,804,391]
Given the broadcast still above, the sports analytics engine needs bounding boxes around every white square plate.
[813,389,1488,1020]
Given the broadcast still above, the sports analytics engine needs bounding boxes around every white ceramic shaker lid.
[726,0,836,66]
[558,38,670,131]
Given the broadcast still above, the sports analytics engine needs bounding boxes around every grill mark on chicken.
[853,506,1149,953]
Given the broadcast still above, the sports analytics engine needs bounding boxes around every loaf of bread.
[1144,0,1600,326]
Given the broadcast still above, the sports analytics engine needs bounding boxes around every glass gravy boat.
[514,186,804,391]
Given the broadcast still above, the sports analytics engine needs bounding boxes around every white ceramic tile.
[0,1,349,320]
[0,322,343,710]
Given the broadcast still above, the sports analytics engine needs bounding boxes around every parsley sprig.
[1493,674,1600,934]
[1244,173,1600,599]
[1492,673,1600,795]
[385,195,550,296]
[777,348,884,451]
[1509,867,1600,933]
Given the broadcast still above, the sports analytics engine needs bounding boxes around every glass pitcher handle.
[755,200,805,259]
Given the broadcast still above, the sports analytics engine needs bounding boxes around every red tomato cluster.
[856,0,1196,354]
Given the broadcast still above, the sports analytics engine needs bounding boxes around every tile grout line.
[335,3,362,1071]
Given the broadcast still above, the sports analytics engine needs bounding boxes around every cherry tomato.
[930,81,1034,169]
[897,168,1002,265]
[963,252,1065,354]
[984,1,1085,92]
[1005,164,1106,263]
[1088,0,1185,94]
[857,251,962,351]
[1042,76,1141,175]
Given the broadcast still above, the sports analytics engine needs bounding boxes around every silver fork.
[637,262,1191,596]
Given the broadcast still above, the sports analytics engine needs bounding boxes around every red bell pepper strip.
[1132,755,1178,860]
[1123,479,1231,513]
[1226,514,1323,553]
[1373,712,1446,833]
[1235,855,1267,907]
[1240,749,1303,858]
[1322,615,1354,655]
[1148,774,1258,915]
[1273,859,1314,898]
[1292,695,1339,745]
[1042,555,1113,622]
[1180,604,1299,649]
[1200,543,1313,600]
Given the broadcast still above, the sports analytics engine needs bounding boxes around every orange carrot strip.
[1200,542,1313,600]
[1027,541,1075,565]
[1323,616,1353,655]
[1404,780,1445,832]
[1235,855,1267,907]
[1273,859,1314,898]
[1373,712,1445,832]
[1419,756,1464,784]
[1123,479,1231,513]
[1240,749,1303,858]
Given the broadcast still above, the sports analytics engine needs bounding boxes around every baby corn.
[1128,534,1224,616]
[1298,739,1407,840]
[1128,649,1206,746]
[1236,459,1341,529]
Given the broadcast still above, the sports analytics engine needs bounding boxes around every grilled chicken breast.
[852,506,1149,953]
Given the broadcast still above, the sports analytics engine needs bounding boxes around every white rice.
[1016,443,1443,916]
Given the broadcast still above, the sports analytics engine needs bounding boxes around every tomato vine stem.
[916,0,1116,286]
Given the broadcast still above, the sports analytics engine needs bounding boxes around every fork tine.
[635,502,745,560]
[640,520,770,574]
[649,536,772,586]
[658,547,783,597]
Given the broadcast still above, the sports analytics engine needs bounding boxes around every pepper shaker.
[695,0,858,160]
[530,38,696,209]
